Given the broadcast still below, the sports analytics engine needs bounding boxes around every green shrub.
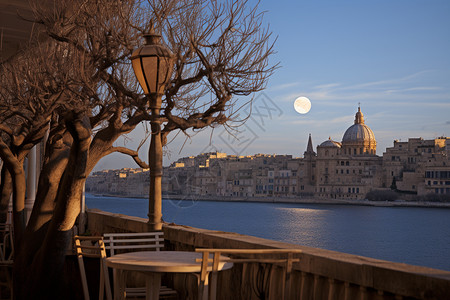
[366,190,398,201]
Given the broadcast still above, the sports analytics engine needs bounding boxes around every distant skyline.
[93,0,450,171]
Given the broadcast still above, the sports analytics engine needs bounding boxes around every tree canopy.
[0,0,277,298]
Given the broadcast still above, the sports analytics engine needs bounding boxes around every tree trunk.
[14,112,91,300]
[0,139,27,244]
[11,162,26,247]
[26,134,71,234]
[0,168,13,223]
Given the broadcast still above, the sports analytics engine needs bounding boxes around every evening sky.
[94,0,450,171]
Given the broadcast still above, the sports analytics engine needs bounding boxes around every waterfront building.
[382,137,450,197]
[86,107,450,200]
[309,106,383,200]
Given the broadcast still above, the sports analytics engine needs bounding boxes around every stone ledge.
[87,209,450,299]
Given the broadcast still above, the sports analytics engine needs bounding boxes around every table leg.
[193,273,211,300]
[145,273,161,300]
[114,269,127,300]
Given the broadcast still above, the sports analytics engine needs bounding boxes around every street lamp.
[131,26,173,230]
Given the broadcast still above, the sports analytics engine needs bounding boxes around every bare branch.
[110,146,149,169]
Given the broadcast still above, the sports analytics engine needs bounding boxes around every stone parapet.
[87,209,450,299]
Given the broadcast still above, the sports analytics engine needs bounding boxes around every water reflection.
[86,195,450,271]
[274,207,330,248]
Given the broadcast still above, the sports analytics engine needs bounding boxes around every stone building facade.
[86,107,450,200]
[314,107,382,199]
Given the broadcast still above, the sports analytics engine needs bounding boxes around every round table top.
[105,251,233,273]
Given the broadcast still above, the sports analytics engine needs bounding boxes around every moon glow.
[294,96,311,114]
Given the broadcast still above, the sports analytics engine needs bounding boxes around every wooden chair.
[195,248,302,300]
[103,232,177,299]
[74,236,113,300]
[0,224,14,262]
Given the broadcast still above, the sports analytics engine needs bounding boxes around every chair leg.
[99,262,105,300]
[101,260,113,300]
[76,255,90,300]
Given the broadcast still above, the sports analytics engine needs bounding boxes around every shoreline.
[86,193,450,208]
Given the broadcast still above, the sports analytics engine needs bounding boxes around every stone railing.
[87,209,450,300]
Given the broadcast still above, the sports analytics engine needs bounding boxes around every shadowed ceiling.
[0,0,36,62]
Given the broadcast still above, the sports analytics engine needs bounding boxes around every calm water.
[86,194,450,271]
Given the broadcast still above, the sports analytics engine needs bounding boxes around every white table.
[105,251,233,300]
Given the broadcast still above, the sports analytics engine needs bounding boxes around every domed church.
[301,106,383,200]
[341,106,376,155]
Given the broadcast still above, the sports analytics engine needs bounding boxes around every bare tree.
[0,40,91,239]
[0,0,277,298]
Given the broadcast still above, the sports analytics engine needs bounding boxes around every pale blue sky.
[94,0,450,171]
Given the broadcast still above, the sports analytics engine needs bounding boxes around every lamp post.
[131,26,173,230]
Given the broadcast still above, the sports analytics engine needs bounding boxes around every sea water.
[86,194,450,271]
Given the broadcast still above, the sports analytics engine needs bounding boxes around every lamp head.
[131,26,173,95]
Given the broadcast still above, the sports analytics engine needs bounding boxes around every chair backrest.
[74,236,112,300]
[103,232,164,256]
[195,248,302,300]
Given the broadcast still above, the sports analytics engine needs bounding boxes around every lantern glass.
[131,56,148,94]
[157,56,173,93]
[141,56,158,94]
[131,31,173,95]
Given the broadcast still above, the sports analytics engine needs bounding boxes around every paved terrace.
[87,209,450,300]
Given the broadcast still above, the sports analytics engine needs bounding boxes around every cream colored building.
[382,137,450,197]
[86,107,449,200]
[310,106,383,200]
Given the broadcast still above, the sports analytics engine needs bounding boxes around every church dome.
[341,106,376,155]
[342,107,376,144]
[319,137,341,148]
[342,124,376,143]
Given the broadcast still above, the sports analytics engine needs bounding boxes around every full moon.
[294,96,311,114]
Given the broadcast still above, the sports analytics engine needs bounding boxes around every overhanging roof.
[0,0,35,62]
